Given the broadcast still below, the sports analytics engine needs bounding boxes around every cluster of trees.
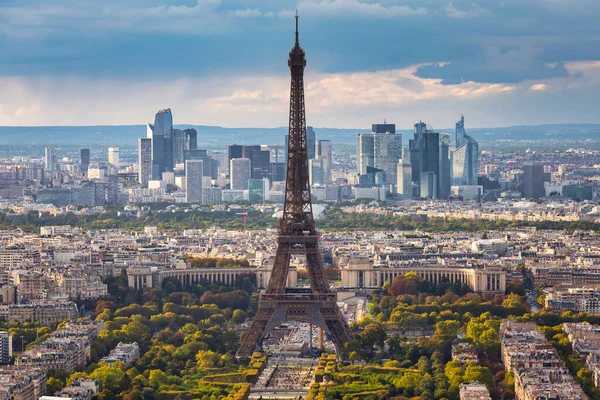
[45,273,258,400]
[317,205,600,233]
[188,257,250,269]
[0,209,276,232]
[334,272,533,400]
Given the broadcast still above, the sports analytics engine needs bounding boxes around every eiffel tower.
[236,13,351,358]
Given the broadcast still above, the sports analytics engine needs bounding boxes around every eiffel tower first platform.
[236,14,352,358]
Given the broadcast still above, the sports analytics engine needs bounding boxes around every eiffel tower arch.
[236,14,351,358]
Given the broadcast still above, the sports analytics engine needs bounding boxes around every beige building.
[127,260,297,291]
[459,382,491,400]
[0,367,46,400]
[0,301,77,325]
[340,257,506,293]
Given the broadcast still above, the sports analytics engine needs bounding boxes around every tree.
[360,324,387,350]
[46,377,64,395]
[435,320,460,337]
[148,370,169,389]
[196,350,219,369]
[388,272,423,296]
[231,309,247,324]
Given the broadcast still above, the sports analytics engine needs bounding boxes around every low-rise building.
[100,342,139,366]
[0,366,46,400]
[459,382,491,400]
[0,301,77,325]
[501,320,588,400]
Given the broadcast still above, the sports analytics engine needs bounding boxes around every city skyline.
[0,1,599,128]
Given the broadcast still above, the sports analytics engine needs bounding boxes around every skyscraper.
[523,162,545,199]
[397,159,412,199]
[138,139,152,186]
[409,122,446,199]
[108,147,120,167]
[357,124,401,188]
[357,134,374,174]
[230,158,251,190]
[149,108,174,179]
[44,146,56,172]
[307,126,316,160]
[317,139,333,182]
[373,132,402,188]
[185,128,197,151]
[173,129,186,166]
[309,158,324,185]
[228,144,244,162]
[451,115,479,186]
[186,159,203,203]
[439,134,451,199]
[79,148,90,175]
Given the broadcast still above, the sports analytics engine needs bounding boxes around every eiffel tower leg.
[265,244,290,294]
[237,307,273,358]
[305,249,330,294]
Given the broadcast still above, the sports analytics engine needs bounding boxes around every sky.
[0,0,599,129]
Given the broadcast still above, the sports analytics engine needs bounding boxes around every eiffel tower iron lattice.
[236,14,351,358]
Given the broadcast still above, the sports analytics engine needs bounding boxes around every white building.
[451,185,483,201]
[185,159,204,203]
[230,158,251,190]
[108,147,120,167]
[396,159,412,199]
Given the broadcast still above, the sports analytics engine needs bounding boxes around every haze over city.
[1,0,600,127]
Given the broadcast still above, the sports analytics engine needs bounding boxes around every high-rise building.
[309,159,324,185]
[357,124,401,187]
[249,149,271,179]
[420,171,437,199]
[185,159,204,203]
[409,122,443,198]
[307,126,316,160]
[173,128,198,165]
[0,331,12,364]
[230,158,251,190]
[79,149,90,175]
[149,108,174,179]
[228,144,244,162]
[248,178,269,203]
[372,123,396,134]
[451,115,479,186]
[316,140,333,182]
[397,159,412,199]
[373,133,402,188]
[173,129,186,166]
[44,147,56,172]
[523,162,545,199]
[138,139,152,186]
[108,147,120,167]
[357,134,374,175]
[185,128,197,151]
[439,134,451,199]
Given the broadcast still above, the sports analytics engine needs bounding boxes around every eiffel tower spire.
[237,15,351,358]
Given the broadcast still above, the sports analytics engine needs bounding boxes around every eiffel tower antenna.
[237,14,351,359]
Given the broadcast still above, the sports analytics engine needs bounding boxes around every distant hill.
[0,124,599,148]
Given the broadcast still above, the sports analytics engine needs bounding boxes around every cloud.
[531,84,547,91]
[415,45,570,84]
[443,2,490,18]
[279,0,427,18]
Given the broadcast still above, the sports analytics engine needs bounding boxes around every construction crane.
[236,212,248,231]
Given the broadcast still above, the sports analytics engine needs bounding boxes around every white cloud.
[280,0,427,19]
[531,84,547,91]
[443,2,490,19]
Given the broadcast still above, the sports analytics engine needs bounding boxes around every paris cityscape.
[1,1,600,400]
